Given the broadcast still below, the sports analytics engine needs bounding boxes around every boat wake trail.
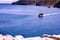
[43,12,60,16]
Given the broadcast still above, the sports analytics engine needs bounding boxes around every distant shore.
[12,0,60,8]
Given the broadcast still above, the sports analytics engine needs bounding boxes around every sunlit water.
[0,4,60,37]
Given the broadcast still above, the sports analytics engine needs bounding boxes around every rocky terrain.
[12,0,60,8]
[0,34,60,40]
[54,1,60,8]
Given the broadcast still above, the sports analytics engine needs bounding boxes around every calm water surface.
[0,4,60,37]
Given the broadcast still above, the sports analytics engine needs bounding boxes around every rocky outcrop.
[12,0,37,5]
[36,0,59,7]
[54,1,60,8]
[12,1,27,5]
[12,0,60,8]
[1,34,60,40]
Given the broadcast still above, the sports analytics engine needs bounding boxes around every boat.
[38,13,44,17]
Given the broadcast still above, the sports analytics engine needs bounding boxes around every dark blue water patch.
[0,20,10,24]
[0,26,60,38]
[0,13,31,26]
[0,13,31,20]
[0,3,11,9]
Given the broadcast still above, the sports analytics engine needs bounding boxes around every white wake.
[43,12,60,16]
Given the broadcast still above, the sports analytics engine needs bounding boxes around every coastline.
[0,34,60,40]
[12,0,60,8]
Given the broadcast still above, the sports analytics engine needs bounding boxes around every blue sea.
[0,3,60,37]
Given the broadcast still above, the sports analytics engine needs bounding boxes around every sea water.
[0,3,60,37]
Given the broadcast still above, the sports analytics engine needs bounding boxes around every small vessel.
[38,13,44,17]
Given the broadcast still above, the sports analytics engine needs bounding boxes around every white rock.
[3,35,14,40]
[42,34,48,36]
[0,34,3,40]
[42,37,55,40]
[15,35,24,40]
[25,37,42,40]
[6,35,14,39]
[52,34,60,38]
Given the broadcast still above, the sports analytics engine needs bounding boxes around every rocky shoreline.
[12,0,60,8]
[0,34,60,40]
